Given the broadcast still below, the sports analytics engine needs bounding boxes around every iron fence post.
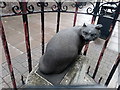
[56,1,61,33]
[98,77,103,84]
[0,17,17,89]
[40,2,45,55]
[21,1,32,73]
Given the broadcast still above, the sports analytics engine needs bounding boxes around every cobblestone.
[8,81,13,88]
[2,63,9,73]
[11,58,20,65]
[2,82,10,88]
[13,54,27,64]
[14,73,22,83]
[33,60,39,67]
[23,71,29,78]
[32,47,42,57]
[13,64,28,75]
[3,74,11,84]
[16,80,24,88]
[13,68,20,76]
[31,54,40,61]
[21,61,28,68]
[0,77,2,84]
[2,69,9,78]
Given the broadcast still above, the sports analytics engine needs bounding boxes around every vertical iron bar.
[0,18,17,89]
[83,2,100,55]
[56,1,61,33]
[86,66,90,74]
[92,3,120,79]
[98,77,102,84]
[21,2,32,73]
[41,2,45,55]
[105,53,120,86]
[21,75,25,85]
[73,2,78,27]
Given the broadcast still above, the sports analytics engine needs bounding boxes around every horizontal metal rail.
[2,11,120,22]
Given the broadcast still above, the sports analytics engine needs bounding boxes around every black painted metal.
[21,75,25,85]
[21,2,32,73]
[105,53,120,86]
[0,2,6,8]
[40,2,45,55]
[56,1,61,33]
[92,2,101,23]
[1,2,120,23]
[97,3,118,40]
[86,66,90,74]
[98,77,102,84]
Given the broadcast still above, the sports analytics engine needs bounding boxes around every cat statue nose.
[85,39,90,42]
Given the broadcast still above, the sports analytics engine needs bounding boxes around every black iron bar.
[92,2,120,79]
[56,1,61,33]
[105,53,120,86]
[41,2,45,55]
[86,66,91,74]
[1,11,93,17]
[21,2,32,73]
[0,17,17,89]
[98,77,103,84]
[21,75,25,85]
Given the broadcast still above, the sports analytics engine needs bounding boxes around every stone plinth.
[25,55,96,86]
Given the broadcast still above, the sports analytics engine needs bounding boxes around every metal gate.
[0,0,120,89]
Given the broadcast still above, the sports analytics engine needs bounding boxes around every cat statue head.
[81,23,102,43]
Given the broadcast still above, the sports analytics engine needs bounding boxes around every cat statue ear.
[95,24,103,30]
[83,23,87,27]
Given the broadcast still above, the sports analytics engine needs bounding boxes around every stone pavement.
[1,46,42,88]
[1,5,120,88]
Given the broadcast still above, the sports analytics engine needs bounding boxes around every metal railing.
[0,0,120,89]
